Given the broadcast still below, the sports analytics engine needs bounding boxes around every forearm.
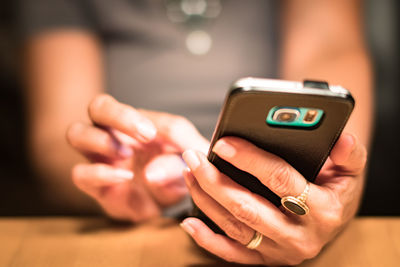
[24,30,104,212]
[280,0,373,147]
[280,46,373,147]
[280,0,373,215]
[31,145,99,213]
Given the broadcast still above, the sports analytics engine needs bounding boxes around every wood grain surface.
[0,217,399,267]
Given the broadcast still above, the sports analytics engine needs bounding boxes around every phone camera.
[273,108,300,122]
[267,106,323,128]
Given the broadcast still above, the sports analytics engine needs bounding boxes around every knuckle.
[323,210,343,229]
[66,122,84,146]
[306,244,323,259]
[276,227,295,242]
[298,243,322,260]
[268,163,293,196]
[321,196,345,229]
[221,217,248,244]
[71,164,85,186]
[289,235,322,261]
[97,133,113,152]
[230,198,260,226]
[71,165,81,179]
[88,94,113,118]
[286,257,304,266]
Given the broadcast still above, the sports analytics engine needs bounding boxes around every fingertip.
[344,132,357,151]
[182,150,201,171]
[113,168,134,180]
[71,163,86,179]
[136,121,157,142]
[181,217,209,236]
[180,218,197,236]
[212,139,237,158]
[145,154,186,186]
[182,167,195,187]
[145,167,167,184]
[330,132,356,165]
[183,167,191,176]
[71,164,91,191]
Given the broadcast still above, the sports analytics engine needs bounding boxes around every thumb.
[329,133,367,175]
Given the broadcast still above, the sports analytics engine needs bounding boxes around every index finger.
[212,136,307,198]
[182,149,298,243]
[88,94,157,142]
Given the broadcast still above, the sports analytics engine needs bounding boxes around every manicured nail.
[182,150,201,171]
[114,169,134,180]
[118,145,133,158]
[137,121,157,141]
[213,139,236,158]
[345,133,358,162]
[180,220,195,235]
[183,168,195,187]
[146,168,166,183]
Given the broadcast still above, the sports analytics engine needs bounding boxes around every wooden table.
[0,217,399,267]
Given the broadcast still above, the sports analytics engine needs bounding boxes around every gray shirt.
[17,0,278,139]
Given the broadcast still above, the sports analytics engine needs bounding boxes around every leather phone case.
[191,84,354,234]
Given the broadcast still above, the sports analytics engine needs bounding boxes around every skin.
[24,31,104,212]
[181,134,367,265]
[24,0,372,264]
[67,95,209,220]
[179,0,373,264]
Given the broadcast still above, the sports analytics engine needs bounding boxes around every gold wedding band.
[281,182,310,216]
[246,231,263,250]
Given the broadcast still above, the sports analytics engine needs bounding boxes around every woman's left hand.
[181,133,367,265]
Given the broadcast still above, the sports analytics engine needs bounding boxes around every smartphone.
[191,77,354,232]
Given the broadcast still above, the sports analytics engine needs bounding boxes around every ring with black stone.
[281,182,310,216]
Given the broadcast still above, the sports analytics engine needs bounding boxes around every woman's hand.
[67,94,209,222]
[181,133,367,265]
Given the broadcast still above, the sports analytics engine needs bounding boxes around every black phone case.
[191,83,354,234]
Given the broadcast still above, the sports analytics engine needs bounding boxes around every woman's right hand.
[66,94,209,222]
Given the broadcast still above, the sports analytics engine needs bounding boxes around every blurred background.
[0,0,398,216]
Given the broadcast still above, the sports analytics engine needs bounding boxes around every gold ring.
[281,182,310,216]
[246,231,263,250]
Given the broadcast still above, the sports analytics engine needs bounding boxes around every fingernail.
[183,168,195,187]
[348,133,356,150]
[114,169,134,180]
[146,168,166,183]
[182,150,201,171]
[137,121,157,141]
[180,220,195,235]
[118,146,133,158]
[213,139,236,158]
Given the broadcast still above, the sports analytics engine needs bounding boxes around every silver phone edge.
[231,77,351,99]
